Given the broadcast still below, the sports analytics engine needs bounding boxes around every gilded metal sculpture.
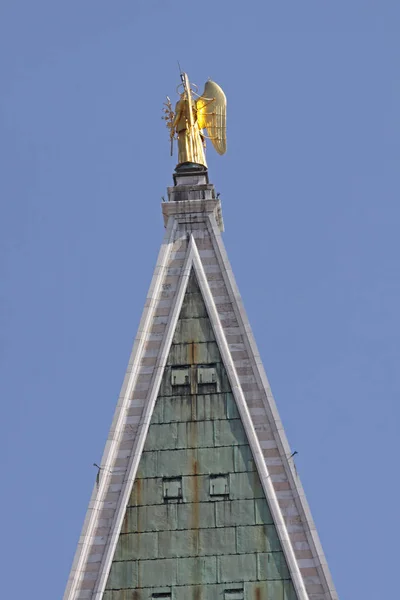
[163,72,227,169]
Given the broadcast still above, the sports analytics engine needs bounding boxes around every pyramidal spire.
[64,166,338,600]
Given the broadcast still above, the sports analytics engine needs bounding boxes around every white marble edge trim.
[91,234,196,599]
[190,235,309,600]
[63,217,178,600]
[206,214,338,600]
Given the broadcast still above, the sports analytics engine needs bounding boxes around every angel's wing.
[196,80,227,155]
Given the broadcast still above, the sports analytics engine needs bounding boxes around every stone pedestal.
[163,167,224,231]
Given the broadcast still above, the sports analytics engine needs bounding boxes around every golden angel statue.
[163,72,227,169]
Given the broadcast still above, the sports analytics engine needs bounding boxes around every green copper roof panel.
[105,271,297,599]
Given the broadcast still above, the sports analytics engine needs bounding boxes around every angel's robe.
[173,97,207,168]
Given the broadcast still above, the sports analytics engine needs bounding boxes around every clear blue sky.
[1,2,399,598]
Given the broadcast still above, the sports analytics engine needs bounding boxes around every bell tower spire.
[64,74,337,600]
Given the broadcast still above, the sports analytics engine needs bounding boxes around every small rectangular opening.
[163,477,183,502]
[224,590,244,600]
[197,366,217,384]
[171,367,190,386]
[210,474,229,498]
